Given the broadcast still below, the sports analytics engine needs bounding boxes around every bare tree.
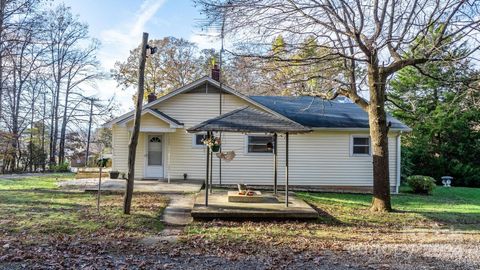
[58,41,101,164]
[2,6,45,170]
[43,4,96,165]
[196,0,480,211]
[0,0,39,123]
[0,2,110,173]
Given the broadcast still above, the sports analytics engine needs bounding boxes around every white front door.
[145,135,164,178]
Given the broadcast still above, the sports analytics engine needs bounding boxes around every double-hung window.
[192,133,207,148]
[351,135,371,156]
[246,135,274,154]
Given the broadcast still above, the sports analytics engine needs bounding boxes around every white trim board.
[119,108,183,129]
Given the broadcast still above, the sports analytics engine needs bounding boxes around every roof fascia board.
[311,127,411,132]
[119,108,183,128]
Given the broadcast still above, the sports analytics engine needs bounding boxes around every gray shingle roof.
[150,109,183,126]
[249,96,411,131]
[187,106,312,134]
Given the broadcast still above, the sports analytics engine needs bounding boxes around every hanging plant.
[202,135,221,152]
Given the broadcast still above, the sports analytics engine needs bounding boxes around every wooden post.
[285,132,289,207]
[97,143,104,213]
[273,133,278,195]
[219,90,222,186]
[205,132,210,206]
[97,163,102,213]
[123,32,149,215]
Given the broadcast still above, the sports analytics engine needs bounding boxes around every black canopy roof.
[187,106,312,134]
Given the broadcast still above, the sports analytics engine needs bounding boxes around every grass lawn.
[298,186,480,230]
[182,186,480,269]
[0,173,167,237]
[185,186,480,245]
[1,174,479,269]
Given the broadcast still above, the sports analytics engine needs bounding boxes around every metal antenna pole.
[218,13,226,186]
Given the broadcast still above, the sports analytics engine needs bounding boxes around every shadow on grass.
[303,201,344,225]
[297,190,480,231]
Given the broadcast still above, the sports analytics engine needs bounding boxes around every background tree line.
[0,0,114,173]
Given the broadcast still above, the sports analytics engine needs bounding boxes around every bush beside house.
[407,175,436,194]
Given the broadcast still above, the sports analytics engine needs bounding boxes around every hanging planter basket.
[203,135,221,152]
[211,145,220,152]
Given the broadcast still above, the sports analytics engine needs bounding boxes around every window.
[192,133,207,148]
[351,136,370,155]
[246,135,274,154]
[148,136,162,165]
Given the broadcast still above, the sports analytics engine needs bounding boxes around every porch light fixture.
[146,44,158,55]
[266,142,273,151]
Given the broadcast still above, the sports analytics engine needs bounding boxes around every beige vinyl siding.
[111,124,128,172]
[126,114,171,129]
[283,131,398,187]
[155,92,253,180]
[111,123,145,177]
[208,131,397,187]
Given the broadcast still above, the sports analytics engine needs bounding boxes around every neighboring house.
[68,150,97,167]
[104,74,410,193]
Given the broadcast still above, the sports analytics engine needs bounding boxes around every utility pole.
[85,97,95,167]
[41,92,46,172]
[124,32,152,214]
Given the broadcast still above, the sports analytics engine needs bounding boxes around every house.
[67,150,97,168]
[104,74,410,194]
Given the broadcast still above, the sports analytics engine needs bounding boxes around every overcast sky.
[57,0,219,114]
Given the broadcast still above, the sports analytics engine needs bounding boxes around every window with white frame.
[351,135,370,155]
[246,135,274,153]
[192,133,207,147]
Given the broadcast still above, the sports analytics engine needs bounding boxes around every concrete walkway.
[62,177,199,242]
[58,178,203,194]
[161,194,197,226]
[60,178,201,227]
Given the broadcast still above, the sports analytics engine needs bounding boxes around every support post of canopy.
[210,143,213,194]
[285,132,289,207]
[273,133,278,195]
[205,131,210,207]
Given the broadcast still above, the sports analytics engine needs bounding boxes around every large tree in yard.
[196,0,480,211]
[113,37,205,100]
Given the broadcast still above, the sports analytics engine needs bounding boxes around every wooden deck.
[191,190,319,220]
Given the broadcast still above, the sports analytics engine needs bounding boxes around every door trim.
[144,134,165,179]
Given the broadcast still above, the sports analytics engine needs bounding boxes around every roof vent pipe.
[147,92,157,103]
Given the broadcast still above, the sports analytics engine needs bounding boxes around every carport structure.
[187,106,312,207]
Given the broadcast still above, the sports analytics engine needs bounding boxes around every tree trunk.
[49,94,55,167]
[0,53,3,121]
[85,98,94,167]
[123,32,148,215]
[367,66,392,212]
[51,83,60,165]
[41,93,46,172]
[29,93,35,172]
[58,88,70,165]
[0,0,5,122]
